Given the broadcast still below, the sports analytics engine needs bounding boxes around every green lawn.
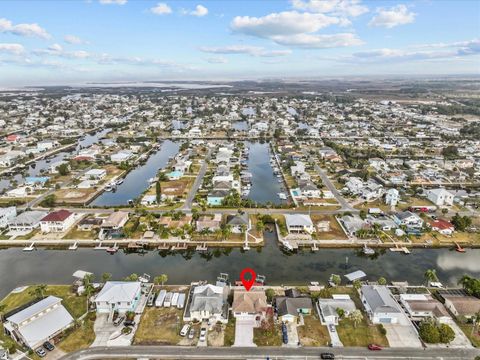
[337,317,389,347]
[458,323,480,347]
[253,315,282,346]
[224,317,236,346]
[0,285,87,319]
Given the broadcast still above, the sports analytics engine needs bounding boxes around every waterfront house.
[232,289,268,324]
[196,214,222,232]
[110,150,133,163]
[101,211,129,230]
[141,194,157,206]
[360,285,402,324]
[158,214,192,229]
[94,281,142,314]
[317,295,357,325]
[40,210,75,233]
[399,294,450,322]
[392,211,424,229]
[428,219,455,235]
[437,290,480,319]
[0,206,16,229]
[24,177,49,189]
[207,189,228,206]
[426,188,454,206]
[184,284,228,323]
[8,211,47,232]
[275,293,312,323]
[3,296,74,350]
[225,213,250,233]
[49,160,69,174]
[385,188,400,206]
[284,214,314,234]
[83,168,107,180]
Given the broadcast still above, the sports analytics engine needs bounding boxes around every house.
[284,214,315,234]
[360,285,402,324]
[141,194,157,206]
[0,207,17,228]
[166,170,184,181]
[78,217,103,231]
[426,188,454,206]
[225,213,250,233]
[399,294,450,322]
[385,188,400,206]
[94,281,142,314]
[110,150,133,163]
[275,294,312,323]
[232,289,268,324]
[429,219,455,235]
[50,160,69,174]
[40,210,75,233]
[101,211,129,230]
[196,214,222,232]
[188,127,202,137]
[184,284,228,323]
[392,211,424,229]
[3,296,74,350]
[37,140,56,152]
[83,168,107,180]
[24,177,49,188]
[438,290,480,319]
[317,295,357,325]
[8,211,47,232]
[207,189,228,206]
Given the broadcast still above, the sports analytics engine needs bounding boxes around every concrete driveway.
[92,314,116,347]
[233,317,256,347]
[326,324,343,347]
[384,324,422,348]
[284,322,299,347]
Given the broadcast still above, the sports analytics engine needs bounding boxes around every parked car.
[328,324,336,333]
[320,353,335,359]
[188,328,195,339]
[124,319,136,327]
[43,341,55,351]
[199,327,207,342]
[113,316,125,326]
[281,322,288,344]
[36,348,47,357]
[180,324,191,337]
[368,344,382,351]
[147,293,156,307]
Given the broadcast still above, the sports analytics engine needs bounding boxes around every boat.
[278,192,287,200]
[281,241,294,251]
[171,292,179,307]
[148,177,156,184]
[454,242,466,253]
[105,185,113,192]
[328,274,340,287]
[115,179,124,185]
[139,273,151,283]
[362,244,375,255]
[106,246,118,254]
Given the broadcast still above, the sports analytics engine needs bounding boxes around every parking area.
[326,323,343,347]
[384,324,422,348]
[233,317,256,347]
[284,322,299,347]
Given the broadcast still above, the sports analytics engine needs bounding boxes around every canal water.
[0,231,478,298]
[91,140,180,206]
[246,141,286,205]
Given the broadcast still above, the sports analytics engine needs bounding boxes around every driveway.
[326,323,343,347]
[384,324,422,348]
[92,314,116,347]
[233,317,256,347]
[284,322,299,347]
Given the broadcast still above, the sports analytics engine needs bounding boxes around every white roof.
[95,281,141,303]
[7,296,62,325]
[345,270,367,281]
[284,214,313,227]
[72,270,92,280]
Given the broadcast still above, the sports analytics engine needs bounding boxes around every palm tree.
[155,274,168,286]
[29,284,48,299]
[458,274,472,289]
[424,269,439,286]
[352,280,362,290]
[349,310,363,328]
[102,272,112,283]
[378,277,387,286]
[472,312,480,336]
[221,224,232,241]
[0,304,6,322]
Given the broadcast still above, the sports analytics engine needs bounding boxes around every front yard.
[58,313,96,352]
[336,317,389,347]
[297,314,330,346]
[253,315,282,346]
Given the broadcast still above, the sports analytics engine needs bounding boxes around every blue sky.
[0,0,479,85]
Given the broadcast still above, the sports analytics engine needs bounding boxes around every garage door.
[379,318,392,323]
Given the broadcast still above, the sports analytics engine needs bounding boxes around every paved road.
[181,148,212,211]
[61,345,479,360]
[313,164,356,212]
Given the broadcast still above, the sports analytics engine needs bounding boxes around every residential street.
[61,345,480,360]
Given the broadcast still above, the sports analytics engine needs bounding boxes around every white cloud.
[151,3,172,15]
[0,18,50,39]
[99,0,127,5]
[271,33,363,48]
[199,45,291,57]
[206,56,228,64]
[190,5,208,17]
[369,4,416,28]
[33,43,91,59]
[64,35,88,45]
[0,43,25,55]
[291,0,368,17]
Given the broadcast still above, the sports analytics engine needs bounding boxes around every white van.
[180,324,191,337]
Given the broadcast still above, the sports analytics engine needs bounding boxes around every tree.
[40,194,56,208]
[154,274,168,286]
[336,308,345,319]
[352,280,362,290]
[457,275,480,298]
[102,272,112,283]
[156,181,162,204]
[424,269,439,286]
[221,224,232,241]
[265,288,275,303]
[30,284,47,299]
[439,323,455,344]
[57,163,70,176]
[419,318,440,343]
[377,277,387,285]
[349,310,362,328]
[451,213,472,231]
[0,304,6,321]
[330,274,341,287]
[124,273,139,282]
[441,145,459,159]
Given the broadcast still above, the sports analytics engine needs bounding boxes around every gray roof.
[190,284,225,314]
[275,297,312,316]
[9,211,47,226]
[318,298,356,317]
[226,213,249,226]
[284,214,313,228]
[361,285,400,314]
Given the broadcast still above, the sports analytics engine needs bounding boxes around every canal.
[91,140,180,206]
[1,231,477,298]
[246,141,286,205]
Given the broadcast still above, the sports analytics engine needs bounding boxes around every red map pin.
[240,268,256,291]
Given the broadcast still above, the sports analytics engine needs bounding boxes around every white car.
[199,327,207,342]
[180,324,191,337]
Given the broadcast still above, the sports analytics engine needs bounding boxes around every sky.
[0,0,479,86]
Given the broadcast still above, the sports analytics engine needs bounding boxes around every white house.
[284,214,315,234]
[0,207,17,228]
[360,285,402,324]
[426,188,454,206]
[83,168,107,180]
[385,188,400,206]
[111,150,133,163]
[94,281,142,314]
[8,211,47,232]
[40,210,76,233]
[392,211,424,229]
[399,294,450,322]
[317,295,357,325]
[3,296,73,350]
[184,284,228,323]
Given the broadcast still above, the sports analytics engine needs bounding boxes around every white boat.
[163,292,173,307]
[362,244,375,255]
[139,273,151,283]
[282,241,294,251]
[278,193,287,200]
[155,290,167,307]
[177,293,186,309]
[148,177,156,184]
[115,179,124,185]
[171,292,179,307]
